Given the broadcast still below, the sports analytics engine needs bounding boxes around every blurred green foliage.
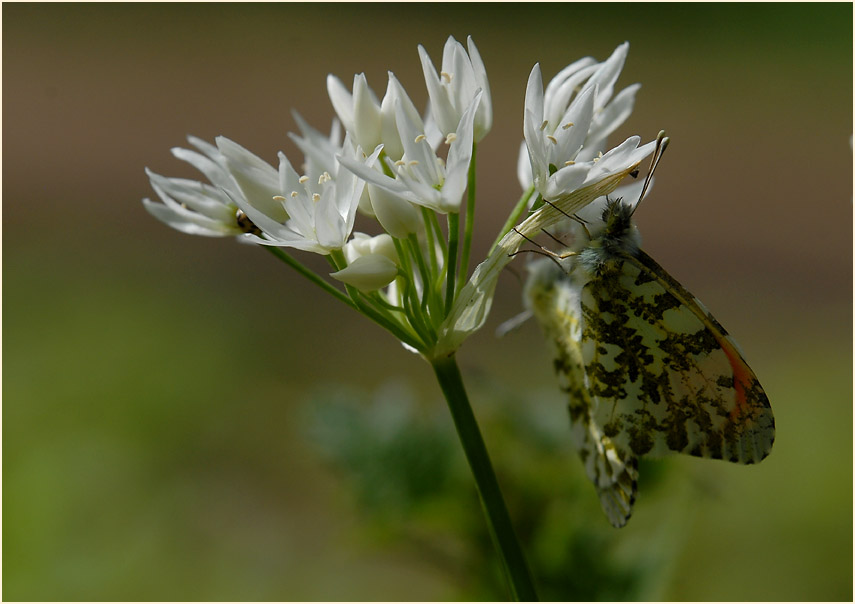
[303,380,681,601]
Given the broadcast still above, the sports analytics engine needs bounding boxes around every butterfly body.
[524,197,775,527]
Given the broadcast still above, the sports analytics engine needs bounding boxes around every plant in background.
[143,36,656,601]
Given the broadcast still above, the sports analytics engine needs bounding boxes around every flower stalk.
[431,354,539,602]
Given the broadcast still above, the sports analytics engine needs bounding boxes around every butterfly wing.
[579,250,775,466]
[525,259,639,527]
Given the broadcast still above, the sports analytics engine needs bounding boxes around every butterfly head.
[576,197,641,275]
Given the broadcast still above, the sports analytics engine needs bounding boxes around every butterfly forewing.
[579,251,774,465]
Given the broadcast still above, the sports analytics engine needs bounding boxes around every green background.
[4,3,852,600]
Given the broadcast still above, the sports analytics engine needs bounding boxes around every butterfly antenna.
[632,130,670,216]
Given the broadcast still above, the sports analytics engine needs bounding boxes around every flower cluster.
[143,37,654,357]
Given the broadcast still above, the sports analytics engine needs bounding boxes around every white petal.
[517,141,533,190]
[583,136,655,185]
[330,254,399,291]
[544,163,590,201]
[466,36,492,140]
[215,136,283,220]
[524,64,545,129]
[587,41,629,109]
[551,85,595,165]
[419,44,457,135]
[326,74,355,134]
[353,73,382,150]
[441,91,481,212]
[143,198,237,237]
[170,146,234,193]
[368,183,421,238]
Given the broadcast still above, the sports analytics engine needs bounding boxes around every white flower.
[331,233,399,291]
[225,135,382,255]
[289,112,343,180]
[419,35,492,142]
[213,136,286,221]
[326,72,421,161]
[339,91,483,214]
[522,42,643,201]
[143,136,256,237]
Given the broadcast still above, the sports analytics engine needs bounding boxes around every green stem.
[407,234,431,312]
[431,355,538,602]
[458,142,477,292]
[445,212,460,315]
[264,246,356,310]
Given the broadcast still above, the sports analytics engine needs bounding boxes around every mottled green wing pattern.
[579,251,775,465]
[525,261,639,527]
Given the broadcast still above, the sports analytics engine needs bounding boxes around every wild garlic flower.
[227,135,382,255]
[419,35,492,143]
[289,112,343,180]
[339,91,483,214]
[143,35,655,360]
[522,42,642,202]
[326,72,422,161]
[143,136,275,237]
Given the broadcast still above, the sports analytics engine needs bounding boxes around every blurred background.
[4,3,852,600]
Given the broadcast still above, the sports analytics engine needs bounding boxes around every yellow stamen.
[445,132,457,145]
[547,135,558,145]
[562,122,574,129]
[414,134,426,143]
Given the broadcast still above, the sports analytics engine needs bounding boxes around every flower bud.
[331,254,399,292]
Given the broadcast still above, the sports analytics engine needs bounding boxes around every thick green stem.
[431,355,538,602]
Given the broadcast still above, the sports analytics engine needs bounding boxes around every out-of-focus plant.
[302,380,678,601]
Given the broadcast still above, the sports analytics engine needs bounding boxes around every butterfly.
[521,134,775,527]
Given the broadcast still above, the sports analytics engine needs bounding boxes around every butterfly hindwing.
[525,260,639,527]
